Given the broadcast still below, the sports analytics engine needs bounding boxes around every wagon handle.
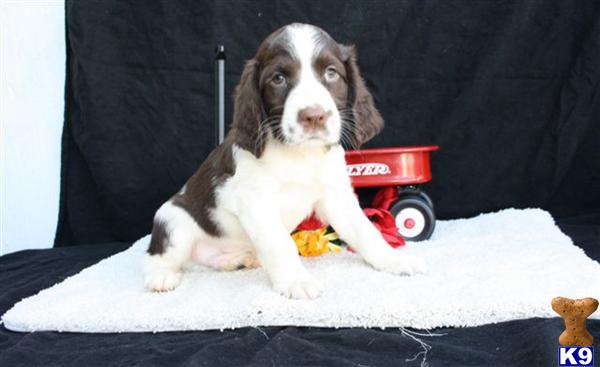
[215,45,226,146]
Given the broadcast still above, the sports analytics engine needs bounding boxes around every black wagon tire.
[398,187,434,209]
[389,197,436,241]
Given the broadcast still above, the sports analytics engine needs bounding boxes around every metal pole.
[215,45,226,146]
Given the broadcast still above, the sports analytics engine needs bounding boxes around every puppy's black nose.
[298,105,328,129]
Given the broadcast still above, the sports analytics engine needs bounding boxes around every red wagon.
[345,146,439,241]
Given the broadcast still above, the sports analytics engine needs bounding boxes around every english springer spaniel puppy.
[144,23,425,299]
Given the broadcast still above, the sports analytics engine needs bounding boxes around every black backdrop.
[55,0,600,246]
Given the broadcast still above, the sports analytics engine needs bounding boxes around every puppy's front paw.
[274,273,324,299]
[144,268,182,292]
[370,251,427,275]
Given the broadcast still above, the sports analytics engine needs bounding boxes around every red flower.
[362,208,405,248]
[296,214,326,231]
[294,186,405,249]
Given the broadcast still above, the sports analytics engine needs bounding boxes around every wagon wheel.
[389,196,436,241]
[397,186,434,209]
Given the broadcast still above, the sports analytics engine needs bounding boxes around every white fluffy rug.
[3,208,599,333]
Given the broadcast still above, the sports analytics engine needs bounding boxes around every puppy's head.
[231,23,383,157]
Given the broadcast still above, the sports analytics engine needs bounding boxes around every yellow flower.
[292,228,341,257]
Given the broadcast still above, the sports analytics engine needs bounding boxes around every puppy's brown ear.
[342,45,384,148]
[231,59,266,157]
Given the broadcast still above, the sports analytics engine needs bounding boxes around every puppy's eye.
[271,73,286,86]
[324,66,339,82]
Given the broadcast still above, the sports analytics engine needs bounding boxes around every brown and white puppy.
[144,23,425,299]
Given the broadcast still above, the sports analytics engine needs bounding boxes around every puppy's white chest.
[276,179,322,231]
[215,143,341,236]
[265,151,326,230]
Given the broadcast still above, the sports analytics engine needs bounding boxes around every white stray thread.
[254,326,269,340]
[399,327,446,367]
